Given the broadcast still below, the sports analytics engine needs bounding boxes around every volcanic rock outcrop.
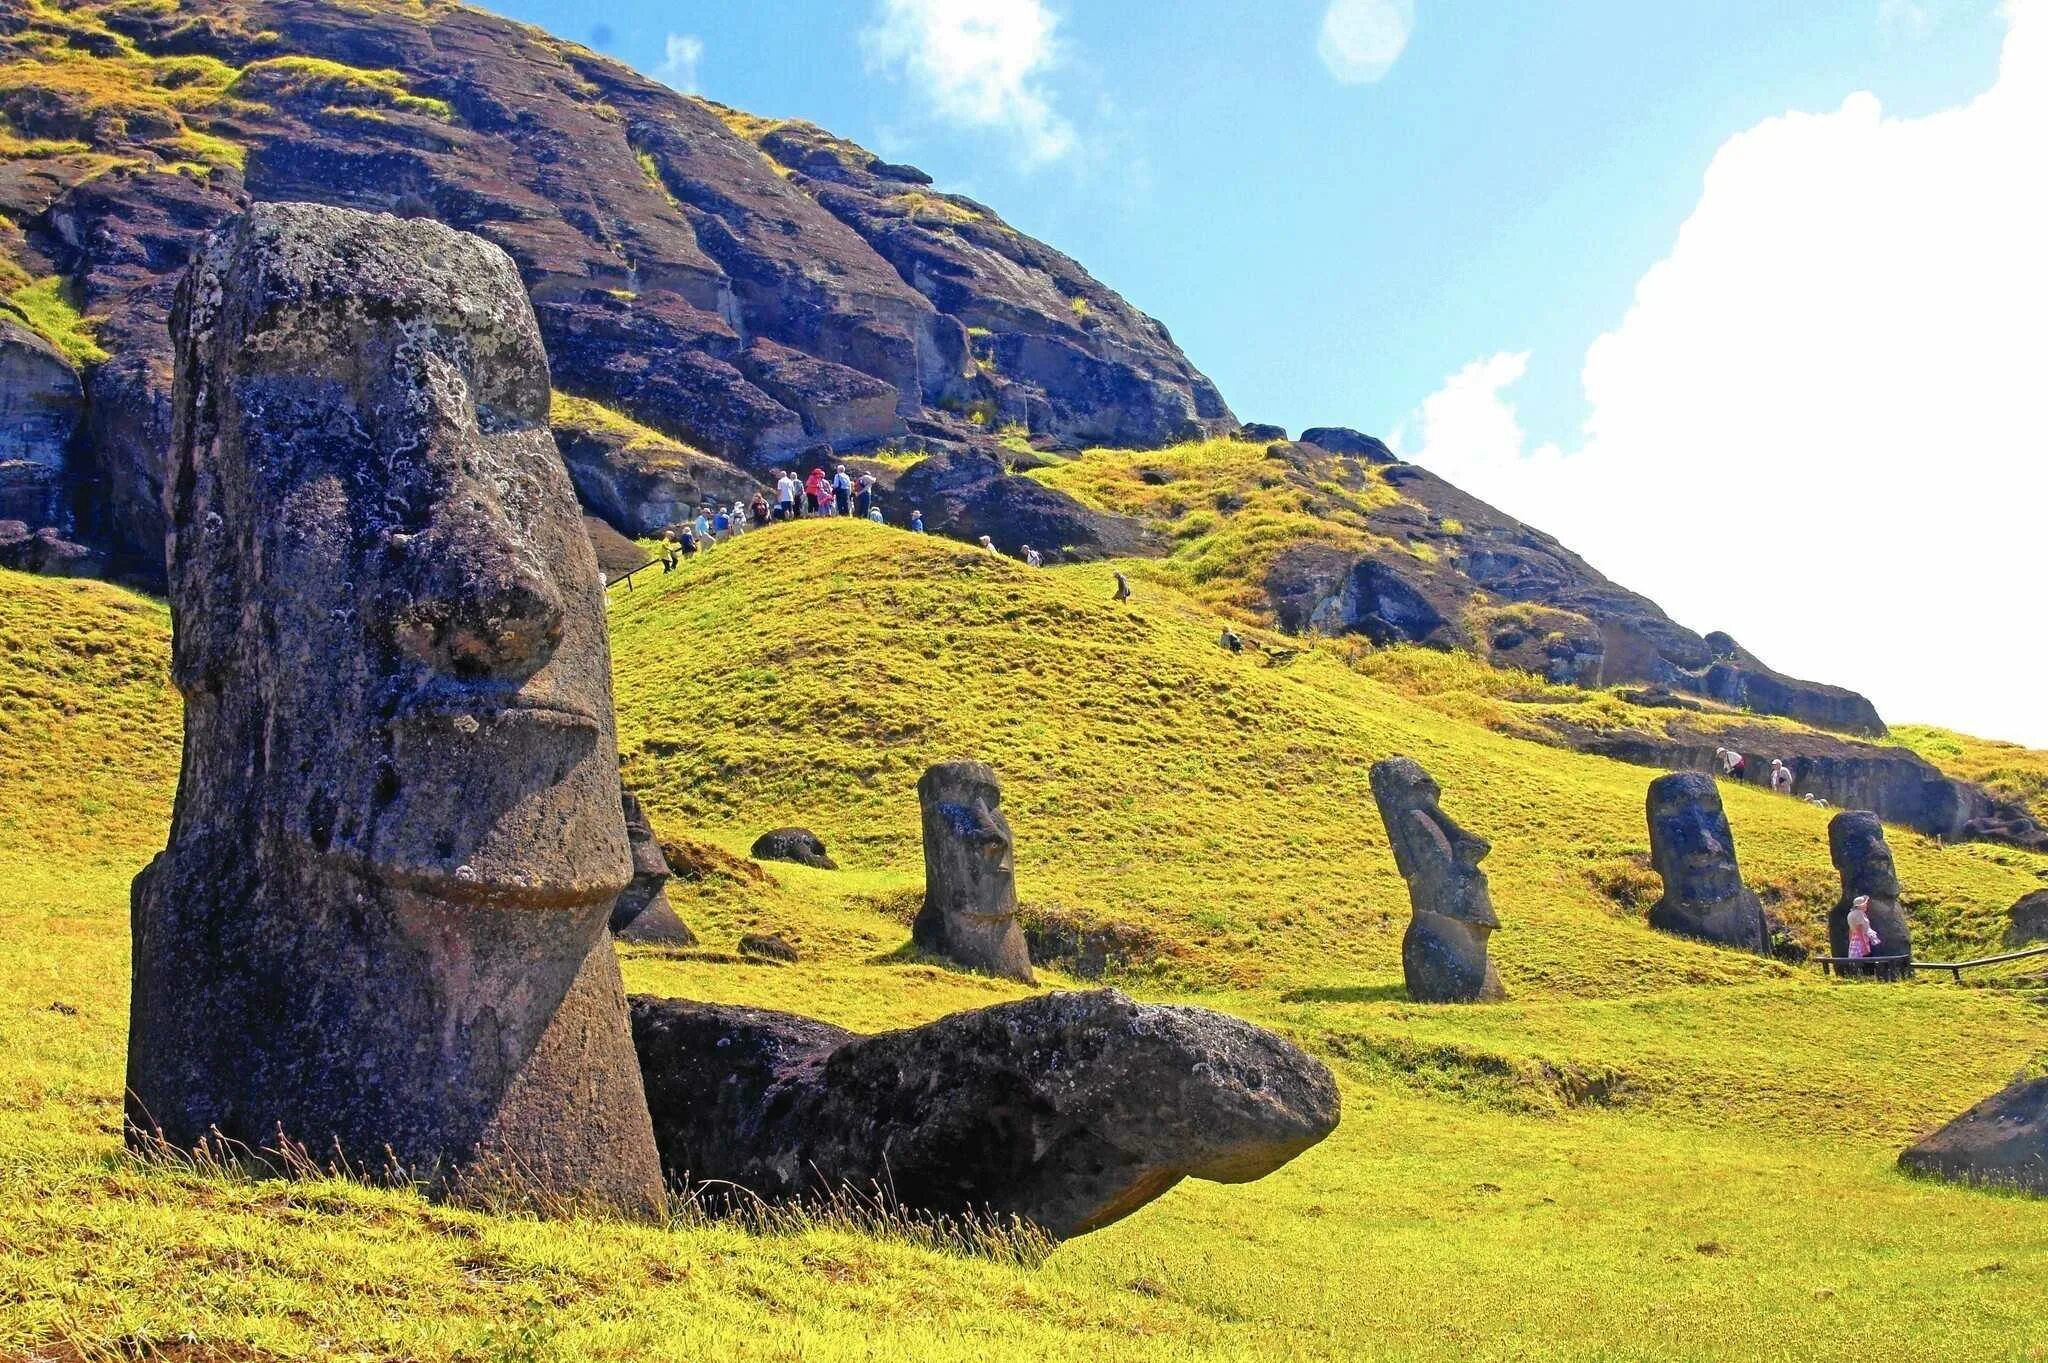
[610,791,696,946]
[1644,773,1768,954]
[1369,757,1505,1003]
[1827,811,1911,962]
[125,203,663,1215]
[629,989,1340,1240]
[1900,1074,2048,1195]
[750,826,837,870]
[912,761,1035,983]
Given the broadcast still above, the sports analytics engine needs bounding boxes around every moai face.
[1370,757,1498,928]
[1647,773,1746,911]
[1830,811,1902,899]
[921,764,1018,913]
[166,205,629,914]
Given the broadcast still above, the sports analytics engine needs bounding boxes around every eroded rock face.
[912,761,1034,983]
[1828,812,1911,961]
[0,316,82,527]
[610,791,696,946]
[1369,757,1505,1002]
[629,989,1340,1240]
[1900,1074,2048,1195]
[125,203,663,1215]
[889,448,1156,561]
[2006,891,2048,947]
[1645,773,1768,954]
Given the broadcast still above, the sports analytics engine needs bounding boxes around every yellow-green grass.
[6,543,2048,1360]
[1893,722,2048,827]
[3,274,109,365]
[227,55,454,121]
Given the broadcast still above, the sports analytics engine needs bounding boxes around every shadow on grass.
[1278,983,1410,1005]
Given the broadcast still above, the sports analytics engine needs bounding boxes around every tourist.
[805,467,827,515]
[694,507,714,544]
[1022,544,1043,568]
[750,491,770,527]
[867,506,884,523]
[678,525,698,557]
[910,509,925,533]
[1113,571,1131,602]
[775,469,798,520]
[659,529,680,572]
[978,534,999,555]
[1846,894,1881,960]
[1769,758,1793,795]
[854,473,875,519]
[1220,627,1243,654]
[712,505,731,538]
[832,464,854,517]
[1715,746,1747,781]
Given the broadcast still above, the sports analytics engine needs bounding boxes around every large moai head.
[1645,772,1768,954]
[911,760,1034,983]
[127,203,663,1214]
[1369,756,1504,1002]
[1828,810,1911,960]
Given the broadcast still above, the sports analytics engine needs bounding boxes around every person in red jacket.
[804,467,827,516]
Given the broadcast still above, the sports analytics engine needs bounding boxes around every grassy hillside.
[5,538,2048,1361]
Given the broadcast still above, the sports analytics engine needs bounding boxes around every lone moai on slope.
[126,202,663,1215]
[912,761,1035,983]
[1369,756,1506,1003]
[1645,772,1769,954]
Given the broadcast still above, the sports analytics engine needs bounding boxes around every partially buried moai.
[1369,757,1505,1003]
[610,790,698,946]
[912,761,1035,983]
[1828,811,1911,962]
[1645,772,1769,954]
[125,203,663,1214]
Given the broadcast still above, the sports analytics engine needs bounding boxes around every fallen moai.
[630,988,1340,1240]
[126,202,663,1215]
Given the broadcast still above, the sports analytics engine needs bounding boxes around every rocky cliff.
[0,0,1231,580]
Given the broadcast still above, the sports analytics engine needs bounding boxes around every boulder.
[1900,1074,2048,1194]
[750,826,837,869]
[125,203,663,1216]
[1369,757,1505,1002]
[610,792,696,946]
[738,932,800,963]
[1827,812,1911,963]
[0,316,82,527]
[1237,422,1288,442]
[912,761,1035,983]
[2005,891,2048,947]
[889,449,1158,561]
[628,989,1340,1240]
[1644,773,1768,953]
[1298,426,1396,463]
[0,520,101,576]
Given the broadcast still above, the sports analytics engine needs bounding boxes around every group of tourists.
[1715,746,1801,797]
[773,464,883,522]
[658,463,938,571]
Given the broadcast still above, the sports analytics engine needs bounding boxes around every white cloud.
[862,0,1074,166]
[1399,0,2048,745]
[657,33,703,93]
[1879,0,1933,39]
[1317,0,1414,84]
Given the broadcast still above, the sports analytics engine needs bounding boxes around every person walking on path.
[1022,544,1043,568]
[660,530,680,573]
[1113,571,1131,602]
[854,474,875,520]
[978,534,1000,555]
[910,509,925,533]
[1846,895,1882,962]
[776,470,798,521]
[804,467,827,516]
[1769,758,1794,795]
[832,465,854,517]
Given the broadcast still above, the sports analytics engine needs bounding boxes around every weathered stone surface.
[889,449,1156,561]
[1827,812,1911,962]
[628,989,1340,1239]
[0,316,81,526]
[1900,1074,2048,1194]
[737,932,800,963]
[1237,422,1287,442]
[0,519,100,576]
[912,761,1034,983]
[2006,891,2048,947]
[1370,757,1505,1002]
[611,792,695,946]
[125,203,663,1215]
[556,414,763,540]
[750,826,837,870]
[1644,773,1768,953]
[1298,426,1396,462]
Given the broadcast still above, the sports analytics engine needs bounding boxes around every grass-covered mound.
[5,536,2048,1361]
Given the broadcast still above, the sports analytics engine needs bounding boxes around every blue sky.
[480,0,2044,745]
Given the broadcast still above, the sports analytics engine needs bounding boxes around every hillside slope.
[6,554,2048,1359]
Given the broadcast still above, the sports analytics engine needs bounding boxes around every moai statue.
[126,203,663,1214]
[1828,811,1911,963]
[1645,772,1769,954]
[610,790,697,945]
[911,761,1035,983]
[1369,757,1505,1003]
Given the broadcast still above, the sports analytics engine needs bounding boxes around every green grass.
[1892,723,2048,827]
[6,528,2048,1360]
[2,275,108,365]
[228,55,454,121]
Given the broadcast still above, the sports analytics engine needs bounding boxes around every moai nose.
[390,497,566,679]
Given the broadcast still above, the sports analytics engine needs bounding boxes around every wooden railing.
[1910,944,2048,982]
[1814,944,2048,983]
